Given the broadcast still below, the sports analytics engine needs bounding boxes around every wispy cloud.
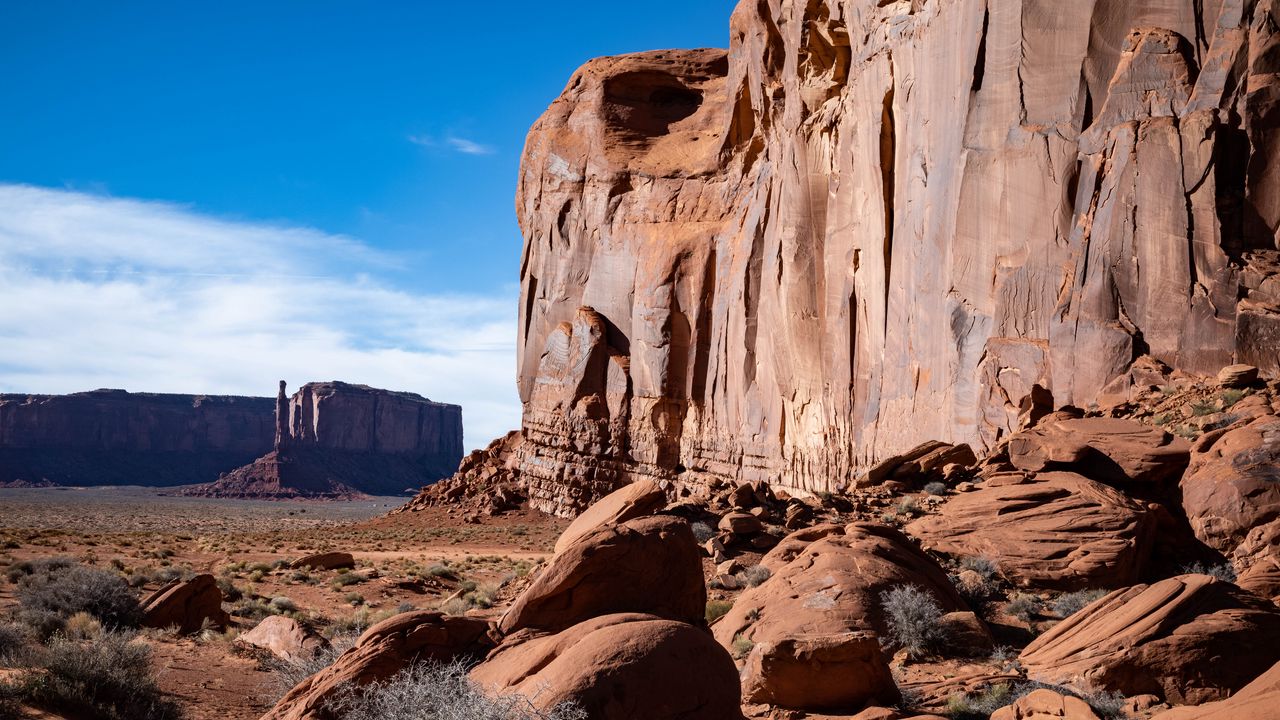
[408,134,496,156]
[0,184,520,451]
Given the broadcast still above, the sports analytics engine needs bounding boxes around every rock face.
[191,381,463,498]
[1151,659,1280,720]
[1019,575,1280,705]
[472,613,745,720]
[906,472,1158,589]
[989,689,1102,720]
[739,632,899,710]
[140,574,230,635]
[1006,418,1190,485]
[506,0,1280,513]
[0,389,274,487]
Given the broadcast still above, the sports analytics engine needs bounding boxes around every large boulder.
[1180,415,1280,554]
[471,613,744,720]
[553,479,667,553]
[234,615,328,663]
[1019,575,1280,705]
[499,515,705,634]
[713,523,968,648]
[1007,417,1190,484]
[290,552,355,571]
[1151,659,1280,720]
[907,472,1157,590]
[740,632,899,710]
[140,574,229,634]
[261,611,494,720]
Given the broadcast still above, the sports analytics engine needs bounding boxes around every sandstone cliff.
[511,0,1280,514]
[190,381,463,498]
[0,389,274,486]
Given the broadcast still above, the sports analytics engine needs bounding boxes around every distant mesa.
[183,380,463,500]
[0,381,462,498]
[0,388,276,487]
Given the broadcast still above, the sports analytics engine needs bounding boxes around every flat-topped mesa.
[511,0,1280,515]
[0,389,275,487]
[190,381,464,499]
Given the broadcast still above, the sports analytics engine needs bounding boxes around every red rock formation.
[190,381,463,498]
[505,0,1280,514]
[0,389,274,487]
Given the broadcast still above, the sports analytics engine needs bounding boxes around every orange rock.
[739,631,899,710]
[553,479,666,553]
[261,611,493,720]
[234,615,327,663]
[907,472,1157,589]
[1150,659,1280,719]
[140,574,228,634]
[1181,415,1280,555]
[988,688,1100,720]
[290,552,354,571]
[471,613,744,720]
[499,516,705,634]
[1019,575,1280,705]
[713,523,970,648]
[1007,418,1190,485]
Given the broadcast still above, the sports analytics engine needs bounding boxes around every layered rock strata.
[509,0,1280,513]
[190,381,463,498]
[0,389,274,487]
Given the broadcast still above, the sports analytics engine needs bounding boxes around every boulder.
[1007,417,1190,484]
[553,479,666,553]
[261,611,494,720]
[1151,659,1280,719]
[234,615,328,663]
[290,552,355,571]
[989,689,1101,720]
[906,472,1157,590]
[713,523,969,648]
[471,613,744,720]
[1019,575,1280,705]
[1219,364,1260,388]
[1180,415,1280,554]
[718,511,763,535]
[1234,520,1280,603]
[498,516,704,634]
[140,574,229,634]
[740,632,899,710]
[759,523,847,573]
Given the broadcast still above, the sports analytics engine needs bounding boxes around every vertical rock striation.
[512,0,1280,514]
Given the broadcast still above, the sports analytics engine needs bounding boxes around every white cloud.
[0,184,521,451]
[408,134,496,156]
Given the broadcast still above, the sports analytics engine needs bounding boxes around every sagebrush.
[879,584,949,658]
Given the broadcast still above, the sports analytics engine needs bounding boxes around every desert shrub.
[0,623,32,667]
[737,565,772,588]
[879,585,949,658]
[231,598,276,621]
[155,567,194,585]
[264,633,355,702]
[896,498,921,518]
[270,597,298,613]
[923,481,948,496]
[730,634,755,659]
[247,562,274,574]
[1182,561,1237,582]
[705,600,733,624]
[22,631,183,720]
[1221,388,1246,408]
[1191,400,1218,416]
[952,556,999,604]
[216,576,243,602]
[16,561,140,632]
[424,564,457,580]
[344,593,365,606]
[689,522,716,544]
[1005,594,1043,624]
[330,573,365,590]
[1050,589,1109,619]
[324,661,586,720]
[0,683,20,720]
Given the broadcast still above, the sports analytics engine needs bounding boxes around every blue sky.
[0,1,737,448]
